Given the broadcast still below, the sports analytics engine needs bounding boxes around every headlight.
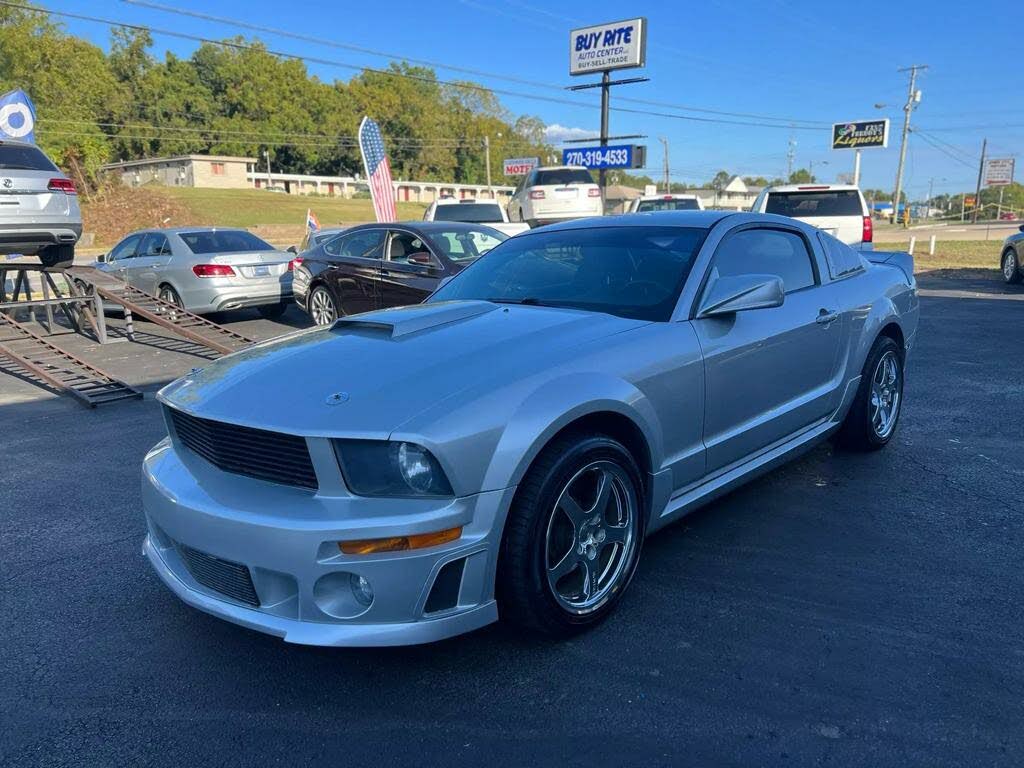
[333,440,454,497]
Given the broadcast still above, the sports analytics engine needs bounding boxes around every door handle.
[815,309,839,325]
[380,269,390,277]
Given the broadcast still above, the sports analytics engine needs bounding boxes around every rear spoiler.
[866,250,914,284]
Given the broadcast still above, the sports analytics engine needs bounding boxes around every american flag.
[358,116,397,222]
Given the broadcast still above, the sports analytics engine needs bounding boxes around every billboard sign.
[569,18,646,76]
[562,144,645,170]
[503,157,539,176]
[984,158,1014,187]
[831,119,890,150]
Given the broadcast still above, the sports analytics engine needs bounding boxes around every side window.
[817,231,865,279]
[710,228,816,294]
[139,233,171,258]
[325,229,385,259]
[108,234,143,262]
[386,232,430,264]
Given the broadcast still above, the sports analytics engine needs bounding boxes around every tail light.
[529,190,545,200]
[588,188,602,198]
[47,178,77,195]
[288,257,303,271]
[192,264,236,277]
[862,215,873,244]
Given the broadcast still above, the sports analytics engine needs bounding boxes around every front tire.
[1003,249,1022,284]
[497,433,645,637]
[838,336,904,451]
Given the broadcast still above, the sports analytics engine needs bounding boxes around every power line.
[911,130,976,170]
[123,0,832,127]
[0,1,830,132]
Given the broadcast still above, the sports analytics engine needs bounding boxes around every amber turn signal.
[338,526,462,555]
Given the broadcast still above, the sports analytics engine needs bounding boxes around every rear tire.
[838,336,904,451]
[38,243,74,270]
[1003,249,1022,284]
[157,284,185,321]
[257,301,288,320]
[497,433,645,637]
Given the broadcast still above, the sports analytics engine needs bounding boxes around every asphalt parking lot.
[2,271,1023,767]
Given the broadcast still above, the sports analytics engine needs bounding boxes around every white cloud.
[544,123,598,143]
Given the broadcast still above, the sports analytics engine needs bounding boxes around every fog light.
[350,574,374,607]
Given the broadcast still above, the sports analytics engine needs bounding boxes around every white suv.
[751,184,873,250]
[630,194,704,213]
[507,166,602,227]
[0,139,82,269]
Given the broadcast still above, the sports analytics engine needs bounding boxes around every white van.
[751,184,873,250]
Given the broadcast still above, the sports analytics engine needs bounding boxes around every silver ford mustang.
[142,211,919,646]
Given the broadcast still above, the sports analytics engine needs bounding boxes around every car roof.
[434,198,498,204]
[0,138,38,149]
[533,210,735,233]
[346,220,504,234]
[637,194,699,201]
[533,165,589,172]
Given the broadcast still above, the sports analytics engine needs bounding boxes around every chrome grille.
[177,543,260,607]
[167,407,318,490]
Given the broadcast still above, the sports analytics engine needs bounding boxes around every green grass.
[895,240,1003,272]
[161,187,427,229]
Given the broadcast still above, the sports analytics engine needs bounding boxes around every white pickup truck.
[422,198,530,237]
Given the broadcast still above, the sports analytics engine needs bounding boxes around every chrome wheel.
[158,286,183,320]
[545,460,638,615]
[310,288,337,325]
[870,350,901,439]
[1004,252,1017,281]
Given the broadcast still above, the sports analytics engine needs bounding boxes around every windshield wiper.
[486,297,545,306]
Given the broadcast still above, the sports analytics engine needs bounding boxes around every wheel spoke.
[586,470,613,520]
[558,494,589,529]
[549,547,580,583]
[603,524,629,545]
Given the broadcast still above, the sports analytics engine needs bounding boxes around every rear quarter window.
[766,190,863,217]
[818,231,866,279]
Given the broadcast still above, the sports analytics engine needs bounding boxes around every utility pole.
[263,148,273,189]
[786,135,796,180]
[599,71,610,194]
[971,137,987,224]
[892,64,927,224]
[484,135,492,192]
[659,136,670,192]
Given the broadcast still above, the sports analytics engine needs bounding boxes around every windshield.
[179,230,276,254]
[766,190,862,217]
[534,169,594,186]
[433,203,504,223]
[426,227,507,262]
[430,225,707,321]
[0,144,58,172]
[636,198,700,212]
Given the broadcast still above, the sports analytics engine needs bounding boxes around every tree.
[709,170,732,191]
[787,168,815,184]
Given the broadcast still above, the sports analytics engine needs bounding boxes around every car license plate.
[252,265,270,277]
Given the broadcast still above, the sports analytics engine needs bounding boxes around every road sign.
[569,18,646,76]
[964,195,976,207]
[984,158,1015,187]
[503,157,539,176]
[831,119,890,150]
[562,144,645,170]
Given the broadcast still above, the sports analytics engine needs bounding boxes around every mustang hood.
[160,301,648,436]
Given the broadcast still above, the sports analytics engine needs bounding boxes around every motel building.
[100,155,514,204]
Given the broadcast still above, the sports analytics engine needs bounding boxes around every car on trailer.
[1001,224,1024,285]
[142,210,918,647]
[96,227,294,318]
[292,221,506,325]
[0,139,81,270]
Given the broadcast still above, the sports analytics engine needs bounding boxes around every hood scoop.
[332,300,497,339]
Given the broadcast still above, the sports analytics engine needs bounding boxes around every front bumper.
[141,439,511,646]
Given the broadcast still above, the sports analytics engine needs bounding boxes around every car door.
[692,224,845,472]
[131,232,174,295]
[321,228,385,314]
[103,233,144,282]
[378,230,444,308]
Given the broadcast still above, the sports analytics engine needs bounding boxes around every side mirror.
[698,274,784,318]
[287,245,298,254]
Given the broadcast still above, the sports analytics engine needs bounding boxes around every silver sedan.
[142,211,919,646]
[97,227,294,317]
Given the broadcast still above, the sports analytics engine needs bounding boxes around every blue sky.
[48,0,1020,196]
